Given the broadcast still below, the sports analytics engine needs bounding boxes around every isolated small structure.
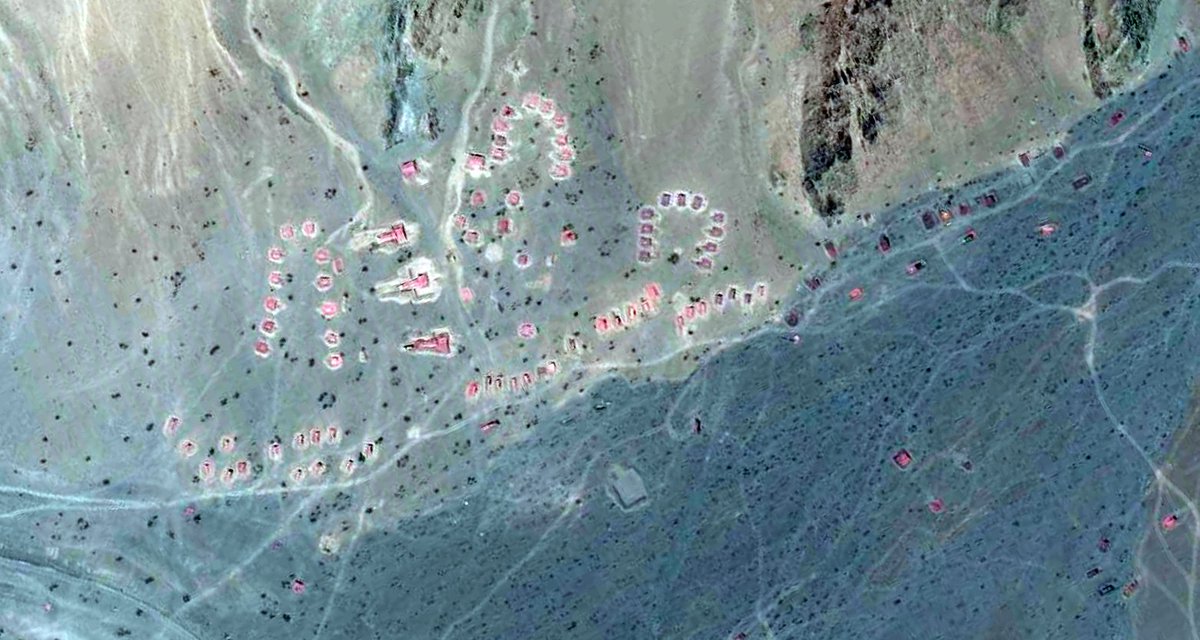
[400,159,430,185]
[607,464,649,510]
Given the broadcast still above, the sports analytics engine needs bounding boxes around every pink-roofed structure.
[318,300,340,320]
[377,222,409,246]
[404,330,453,357]
[370,257,445,301]
[550,163,572,181]
[401,160,419,180]
[465,152,487,173]
[253,340,271,358]
[561,227,578,246]
[162,414,182,438]
[398,272,430,293]
[400,159,430,185]
[351,219,419,255]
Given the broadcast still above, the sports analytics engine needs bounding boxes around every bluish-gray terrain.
[2,1,1200,639]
